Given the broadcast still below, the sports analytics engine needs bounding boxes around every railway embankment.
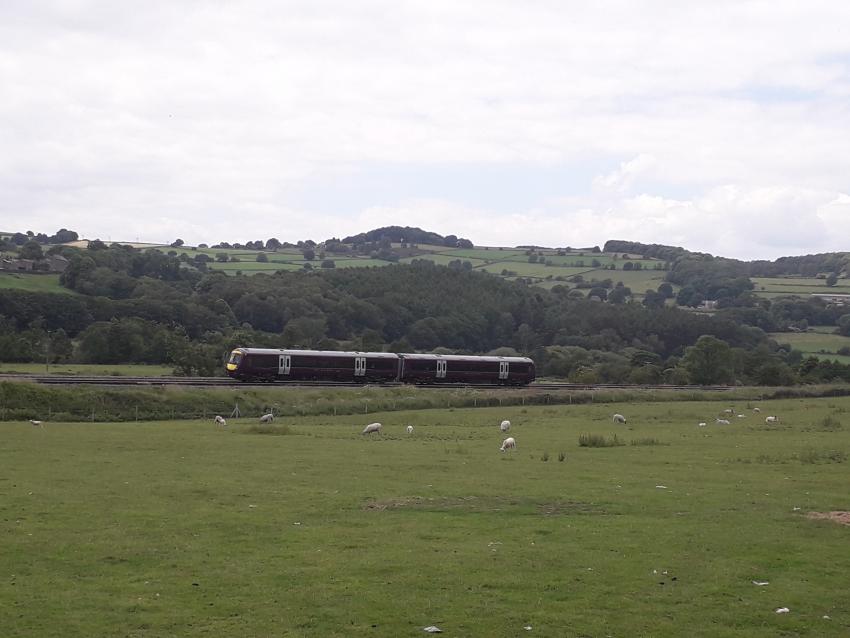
[2,379,850,422]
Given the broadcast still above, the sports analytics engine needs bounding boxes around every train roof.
[234,348,533,364]
[399,353,534,363]
[237,348,400,359]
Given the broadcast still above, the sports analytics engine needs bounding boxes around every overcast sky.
[2,1,850,259]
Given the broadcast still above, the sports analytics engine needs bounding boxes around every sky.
[2,1,850,260]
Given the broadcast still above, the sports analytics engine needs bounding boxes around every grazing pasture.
[3,397,849,636]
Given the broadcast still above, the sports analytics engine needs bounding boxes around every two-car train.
[225,348,536,385]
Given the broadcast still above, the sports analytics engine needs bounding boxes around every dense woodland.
[1,231,850,384]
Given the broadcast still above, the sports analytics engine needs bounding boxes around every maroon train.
[225,348,536,385]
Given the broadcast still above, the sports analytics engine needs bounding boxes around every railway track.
[0,374,734,392]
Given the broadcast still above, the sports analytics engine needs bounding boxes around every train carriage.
[226,348,400,383]
[399,353,535,385]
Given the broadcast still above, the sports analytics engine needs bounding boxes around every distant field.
[399,254,488,267]
[769,330,850,363]
[0,363,175,376]
[0,273,74,294]
[444,248,526,260]
[752,277,850,298]
[210,261,302,273]
[2,396,850,636]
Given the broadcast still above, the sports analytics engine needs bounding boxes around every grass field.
[769,331,850,363]
[0,363,175,376]
[2,396,849,636]
[0,273,74,294]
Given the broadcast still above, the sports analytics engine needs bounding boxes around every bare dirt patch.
[806,511,850,526]
[363,496,607,515]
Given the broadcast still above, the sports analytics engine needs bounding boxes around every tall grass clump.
[795,448,847,464]
[245,424,294,436]
[818,415,843,431]
[630,437,666,446]
[578,433,625,448]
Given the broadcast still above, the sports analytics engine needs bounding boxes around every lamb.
[765,416,780,424]
[698,422,707,427]
[752,407,761,413]
[29,419,43,427]
[715,418,731,425]
[612,414,627,424]
[406,425,414,435]
[499,436,516,452]
[500,420,511,432]
[214,415,227,426]
[723,408,734,414]
[259,413,274,424]
[362,422,383,435]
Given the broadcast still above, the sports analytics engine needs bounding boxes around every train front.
[225,348,246,379]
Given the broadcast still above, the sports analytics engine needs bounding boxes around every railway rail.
[0,374,734,392]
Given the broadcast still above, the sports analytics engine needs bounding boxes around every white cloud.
[1,1,850,258]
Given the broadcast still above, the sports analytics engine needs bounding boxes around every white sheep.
[736,414,746,418]
[406,425,414,435]
[716,418,731,425]
[612,414,627,424]
[723,408,734,414]
[765,416,779,424]
[752,407,761,413]
[362,422,382,435]
[214,415,227,426]
[29,419,43,427]
[698,422,707,427]
[259,413,274,424]
[500,436,516,452]
[500,419,511,432]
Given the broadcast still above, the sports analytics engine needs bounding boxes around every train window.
[228,352,242,365]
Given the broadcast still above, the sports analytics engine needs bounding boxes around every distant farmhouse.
[0,254,68,274]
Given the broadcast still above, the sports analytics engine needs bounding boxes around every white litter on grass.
[655,485,668,489]
[524,625,532,631]
[775,607,790,614]
[248,504,256,508]
[752,580,769,586]
[823,615,831,620]
[293,522,302,526]
[423,626,443,633]
[792,507,801,511]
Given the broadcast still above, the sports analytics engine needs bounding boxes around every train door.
[279,354,291,376]
[436,359,447,379]
[499,361,509,381]
[354,356,366,378]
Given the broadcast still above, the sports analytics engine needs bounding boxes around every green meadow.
[769,330,850,364]
[2,396,849,637]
